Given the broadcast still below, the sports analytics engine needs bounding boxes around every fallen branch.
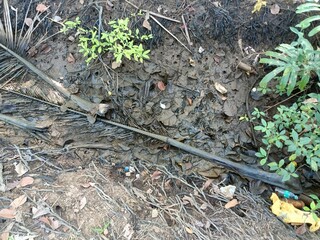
[0,43,110,117]
[1,88,303,193]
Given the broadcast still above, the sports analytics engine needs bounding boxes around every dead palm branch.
[0,0,109,115]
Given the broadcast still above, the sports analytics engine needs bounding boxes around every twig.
[0,43,110,116]
[124,0,191,52]
[149,15,192,53]
[125,0,181,23]
[181,15,192,46]
[265,89,306,112]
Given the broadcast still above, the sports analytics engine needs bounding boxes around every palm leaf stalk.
[0,0,109,116]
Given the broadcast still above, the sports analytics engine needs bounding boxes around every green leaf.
[296,3,320,14]
[260,158,267,165]
[289,154,297,161]
[286,69,297,95]
[303,206,311,211]
[259,67,285,89]
[311,201,316,210]
[264,51,290,62]
[268,162,279,171]
[259,58,286,66]
[261,119,267,127]
[297,16,320,30]
[254,126,265,131]
[310,160,318,171]
[309,25,320,37]
[300,137,311,145]
[297,74,310,90]
[279,159,285,168]
[292,129,299,142]
[309,194,320,201]
[282,173,291,182]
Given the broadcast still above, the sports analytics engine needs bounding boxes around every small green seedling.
[93,221,110,236]
[60,16,152,64]
[303,194,320,221]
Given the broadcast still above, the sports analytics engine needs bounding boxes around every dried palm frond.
[0,0,46,85]
[0,0,109,115]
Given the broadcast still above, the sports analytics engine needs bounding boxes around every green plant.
[93,221,110,235]
[259,27,320,96]
[258,1,320,96]
[296,2,320,37]
[303,194,320,221]
[60,17,152,64]
[253,93,320,181]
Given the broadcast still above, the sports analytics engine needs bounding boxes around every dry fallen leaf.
[79,196,87,210]
[296,223,307,235]
[112,61,121,69]
[220,185,236,199]
[1,222,14,240]
[202,178,214,190]
[156,81,166,91]
[185,227,193,234]
[303,98,318,104]
[5,181,19,191]
[200,202,208,210]
[39,216,61,230]
[270,4,280,15]
[225,199,239,209]
[151,209,158,218]
[186,97,193,106]
[0,208,16,219]
[189,58,195,67]
[32,206,51,218]
[48,217,61,230]
[14,162,28,177]
[10,195,27,209]
[19,176,34,187]
[182,195,195,206]
[36,3,48,12]
[24,18,33,27]
[214,82,228,94]
[143,19,151,31]
[151,170,162,181]
[67,53,75,63]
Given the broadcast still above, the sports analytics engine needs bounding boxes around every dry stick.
[265,89,306,112]
[1,88,302,193]
[125,0,191,53]
[0,43,108,116]
[181,15,192,46]
[149,15,192,53]
[125,0,181,23]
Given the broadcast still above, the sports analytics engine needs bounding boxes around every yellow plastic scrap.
[270,193,320,232]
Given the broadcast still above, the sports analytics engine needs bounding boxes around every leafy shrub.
[258,27,320,96]
[253,93,320,181]
[296,2,320,37]
[258,1,320,96]
[60,17,152,64]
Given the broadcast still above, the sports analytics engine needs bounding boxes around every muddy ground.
[1,0,320,239]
